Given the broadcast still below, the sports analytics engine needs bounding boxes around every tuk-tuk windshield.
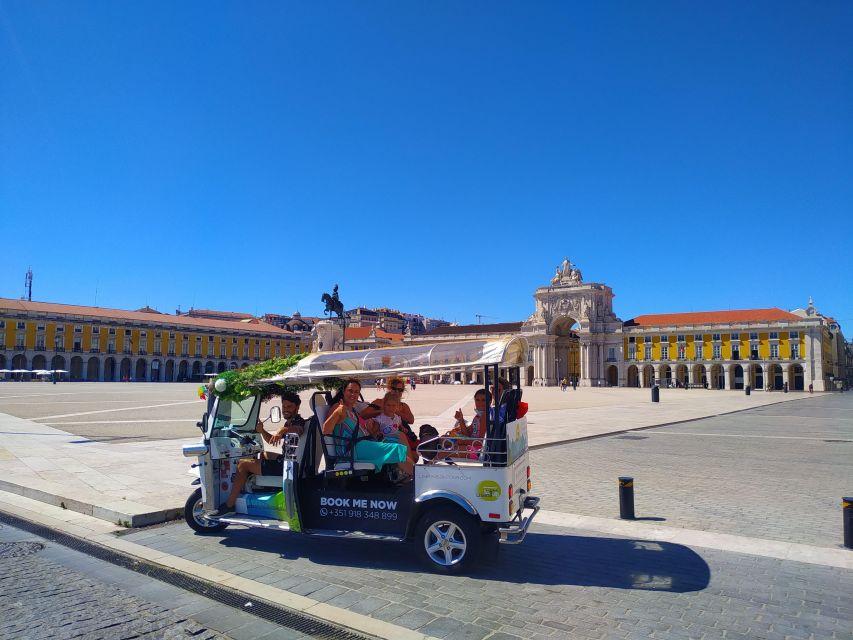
[212,397,257,433]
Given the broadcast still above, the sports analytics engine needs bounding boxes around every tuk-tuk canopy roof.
[262,337,529,384]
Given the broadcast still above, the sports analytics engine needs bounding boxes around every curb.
[0,478,180,527]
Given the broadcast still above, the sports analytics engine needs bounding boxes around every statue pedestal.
[312,320,344,352]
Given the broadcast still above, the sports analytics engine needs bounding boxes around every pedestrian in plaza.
[560,377,567,391]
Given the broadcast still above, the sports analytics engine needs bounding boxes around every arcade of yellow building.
[0,298,311,382]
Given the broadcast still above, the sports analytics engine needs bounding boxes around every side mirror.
[269,406,282,423]
[196,412,208,432]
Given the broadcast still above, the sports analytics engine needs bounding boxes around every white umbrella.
[51,369,69,373]
[0,369,12,373]
[11,369,31,373]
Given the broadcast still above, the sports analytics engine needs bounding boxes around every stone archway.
[732,364,744,390]
[526,365,534,386]
[709,364,724,390]
[790,364,804,391]
[192,361,202,381]
[87,357,100,381]
[150,359,161,382]
[627,364,639,387]
[754,365,764,389]
[692,364,705,387]
[178,360,189,382]
[606,365,618,387]
[135,359,147,381]
[70,356,83,381]
[217,362,226,373]
[51,355,65,371]
[551,316,580,383]
[642,365,655,388]
[660,364,672,387]
[32,354,47,371]
[204,361,215,374]
[675,364,688,388]
[120,357,132,381]
[165,360,175,382]
[12,354,27,370]
[768,364,783,390]
[522,259,623,387]
[104,357,116,381]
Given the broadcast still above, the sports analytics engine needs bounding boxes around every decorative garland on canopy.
[210,352,344,402]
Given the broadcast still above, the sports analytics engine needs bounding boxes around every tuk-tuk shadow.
[216,529,710,593]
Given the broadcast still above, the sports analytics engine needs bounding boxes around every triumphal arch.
[522,258,624,386]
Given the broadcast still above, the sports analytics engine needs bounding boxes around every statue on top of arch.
[550,257,583,286]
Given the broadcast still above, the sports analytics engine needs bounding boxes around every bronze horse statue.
[321,284,344,319]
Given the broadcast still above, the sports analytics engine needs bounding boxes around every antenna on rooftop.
[23,267,32,301]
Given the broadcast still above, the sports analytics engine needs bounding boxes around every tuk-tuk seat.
[253,474,283,488]
[310,391,373,476]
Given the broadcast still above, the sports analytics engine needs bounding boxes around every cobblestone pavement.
[0,522,313,640]
[123,518,853,640]
[116,393,853,639]
[532,394,853,548]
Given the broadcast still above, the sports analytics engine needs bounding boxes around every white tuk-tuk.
[182,337,540,573]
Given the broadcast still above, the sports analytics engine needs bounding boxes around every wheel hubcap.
[424,520,467,566]
[192,499,214,527]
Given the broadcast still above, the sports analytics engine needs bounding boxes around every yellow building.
[0,298,310,382]
[620,307,834,391]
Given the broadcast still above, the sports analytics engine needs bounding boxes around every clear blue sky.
[2,2,851,327]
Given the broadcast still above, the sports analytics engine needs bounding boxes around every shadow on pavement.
[215,528,710,593]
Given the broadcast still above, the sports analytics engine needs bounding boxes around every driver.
[210,391,305,517]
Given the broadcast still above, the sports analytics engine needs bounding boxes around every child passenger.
[366,392,416,478]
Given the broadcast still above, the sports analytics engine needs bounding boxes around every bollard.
[844,497,853,550]
[745,385,751,396]
[784,382,788,394]
[651,385,659,403]
[619,477,635,519]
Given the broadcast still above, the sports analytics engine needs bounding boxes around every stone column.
[782,366,790,390]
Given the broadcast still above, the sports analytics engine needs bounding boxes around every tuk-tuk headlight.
[182,442,208,457]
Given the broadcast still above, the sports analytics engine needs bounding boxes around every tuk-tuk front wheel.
[184,488,228,534]
[414,505,480,573]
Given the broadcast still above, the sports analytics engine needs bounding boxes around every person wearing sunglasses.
[360,375,417,452]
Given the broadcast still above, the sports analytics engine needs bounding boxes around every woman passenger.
[361,376,415,424]
[323,379,408,472]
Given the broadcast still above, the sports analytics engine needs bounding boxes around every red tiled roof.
[424,322,523,336]
[344,327,404,342]
[624,308,803,328]
[0,298,294,335]
[184,309,255,320]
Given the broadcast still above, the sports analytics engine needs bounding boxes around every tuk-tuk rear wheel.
[184,488,228,533]
[414,505,480,573]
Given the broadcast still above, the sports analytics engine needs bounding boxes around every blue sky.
[2,2,851,327]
